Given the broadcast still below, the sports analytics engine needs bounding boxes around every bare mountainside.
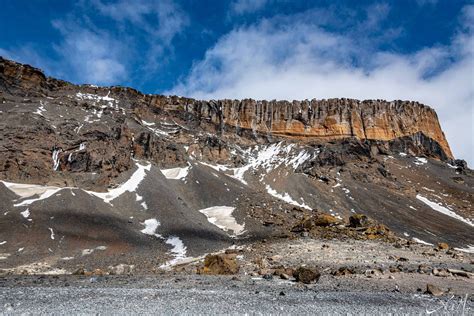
[0,56,472,285]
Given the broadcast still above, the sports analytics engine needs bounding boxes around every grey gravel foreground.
[1,286,471,315]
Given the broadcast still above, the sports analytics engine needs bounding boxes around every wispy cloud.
[170,5,474,165]
[90,0,188,69]
[91,0,188,45]
[52,20,128,85]
[230,0,269,15]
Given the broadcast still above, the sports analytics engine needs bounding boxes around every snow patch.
[34,105,46,116]
[48,228,55,240]
[198,206,245,236]
[76,92,116,107]
[52,149,61,171]
[82,249,94,256]
[412,238,433,246]
[454,245,474,254]
[265,185,311,210]
[160,166,190,180]
[201,142,316,185]
[61,257,75,261]
[13,187,63,207]
[87,162,151,204]
[142,120,179,137]
[21,209,30,218]
[163,236,187,266]
[414,157,428,165]
[416,195,473,227]
[140,219,161,237]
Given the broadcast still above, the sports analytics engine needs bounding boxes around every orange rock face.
[180,98,453,159]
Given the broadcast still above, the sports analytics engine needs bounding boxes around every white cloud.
[91,0,188,46]
[170,6,474,165]
[52,20,127,85]
[230,0,268,14]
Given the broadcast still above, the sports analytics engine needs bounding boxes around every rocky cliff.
[0,57,455,189]
[0,57,473,274]
[1,57,452,157]
[181,98,452,159]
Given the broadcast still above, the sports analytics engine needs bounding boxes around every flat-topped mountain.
[0,57,472,275]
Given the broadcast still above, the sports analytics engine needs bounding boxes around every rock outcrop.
[182,98,452,159]
[0,57,455,188]
[0,57,453,158]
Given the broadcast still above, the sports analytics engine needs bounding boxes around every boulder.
[437,242,449,250]
[332,267,354,276]
[293,267,321,284]
[72,267,85,275]
[313,214,339,227]
[197,254,239,275]
[291,213,339,232]
[364,224,391,239]
[425,284,444,296]
[290,217,314,233]
[108,264,134,275]
[349,214,370,228]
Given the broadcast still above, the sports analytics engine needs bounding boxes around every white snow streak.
[454,245,474,254]
[87,162,151,204]
[4,161,150,207]
[1,181,60,199]
[416,195,473,227]
[198,206,245,236]
[140,219,161,238]
[265,185,311,210]
[163,236,187,265]
[14,187,63,207]
[414,157,428,165]
[21,209,30,218]
[48,228,55,240]
[200,142,316,185]
[412,238,433,246]
[160,166,190,180]
[52,149,61,171]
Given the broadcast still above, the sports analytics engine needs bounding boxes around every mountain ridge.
[0,56,472,276]
[0,56,454,162]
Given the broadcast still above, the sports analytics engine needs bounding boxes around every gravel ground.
[0,275,472,315]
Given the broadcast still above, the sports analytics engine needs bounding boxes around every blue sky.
[0,0,473,164]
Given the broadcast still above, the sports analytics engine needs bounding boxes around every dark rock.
[293,267,321,284]
[263,274,273,280]
[349,214,370,228]
[332,267,354,276]
[72,267,85,275]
